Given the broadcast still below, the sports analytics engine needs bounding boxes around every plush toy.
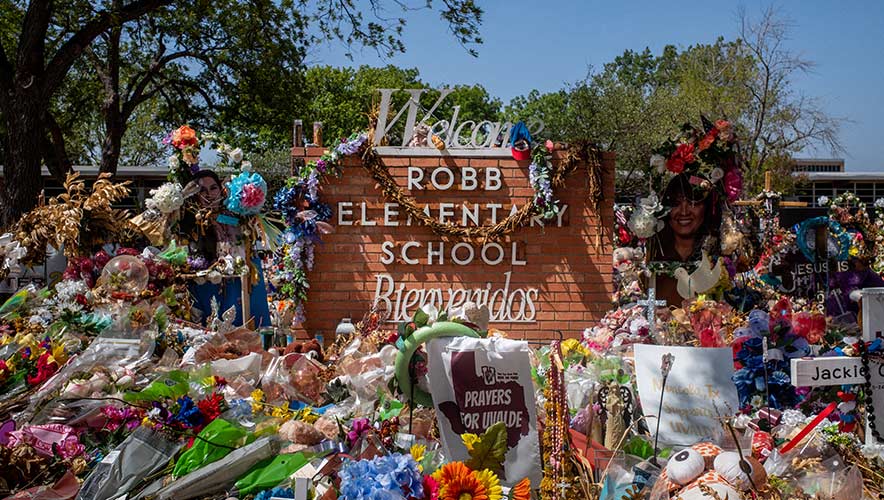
[658,442,767,498]
[613,247,644,272]
[283,338,323,362]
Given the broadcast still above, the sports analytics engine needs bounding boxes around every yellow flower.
[462,433,479,453]
[51,344,67,365]
[270,406,294,420]
[474,469,502,500]
[560,338,588,358]
[294,407,319,423]
[250,389,265,413]
[410,444,426,466]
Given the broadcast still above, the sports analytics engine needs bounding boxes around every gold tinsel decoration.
[14,172,131,265]
[357,142,603,242]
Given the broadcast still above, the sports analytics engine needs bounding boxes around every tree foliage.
[302,65,501,146]
[0,0,485,226]
[505,8,841,200]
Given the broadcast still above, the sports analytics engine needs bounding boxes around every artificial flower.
[410,443,427,464]
[173,396,203,428]
[666,143,695,173]
[146,182,185,214]
[229,147,243,163]
[698,127,719,151]
[226,171,267,215]
[509,478,531,500]
[715,120,734,142]
[424,475,441,500]
[462,433,479,453]
[474,469,502,500]
[433,462,488,500]
[649,154,666,172]
[723,167,743,202]
[171,125,198,149]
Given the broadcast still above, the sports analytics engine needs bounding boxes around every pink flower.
[545,139,554,152]
[240,183,266,208]
[346,418,371,448]
[58,434,85,460]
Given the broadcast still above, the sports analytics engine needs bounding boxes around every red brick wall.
[292,146,615,341]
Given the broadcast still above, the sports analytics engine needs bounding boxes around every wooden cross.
[732,171,808,209]
[637,288,666,335]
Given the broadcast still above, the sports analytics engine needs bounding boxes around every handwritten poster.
[634,344,740,446]
[426,337,541,487]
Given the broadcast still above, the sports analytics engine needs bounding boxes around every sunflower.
[433,462,488,500]
[508,478,531,500]
[474,469,502,500]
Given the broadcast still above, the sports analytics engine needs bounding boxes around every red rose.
[618,226,632,244]
[666,143,695,173]
[698,127,719,151]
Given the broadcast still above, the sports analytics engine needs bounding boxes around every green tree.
[302,65,501,145]
[506,10,841,201]
[0,0,485,227]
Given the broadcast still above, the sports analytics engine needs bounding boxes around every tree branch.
[42,0,172,97]
[43,111,73,183]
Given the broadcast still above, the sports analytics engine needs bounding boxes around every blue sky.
[310,0,884,171]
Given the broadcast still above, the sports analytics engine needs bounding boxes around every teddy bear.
[613,246,644,274]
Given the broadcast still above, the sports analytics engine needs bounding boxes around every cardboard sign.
[426,337,541,486]
[634,345,740,446]
[790,357,866,386]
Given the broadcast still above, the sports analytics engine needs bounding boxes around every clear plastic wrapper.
[76,427,181,500]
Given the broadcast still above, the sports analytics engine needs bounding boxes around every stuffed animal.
[613,246,644,273]
[657,442,767,498]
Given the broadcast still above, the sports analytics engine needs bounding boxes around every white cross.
[556,480,570,497]
[637,288,666,335]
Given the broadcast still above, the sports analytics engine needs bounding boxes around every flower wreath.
[819,192,879,261]
[793,217,851,263]
[650,117,743,203]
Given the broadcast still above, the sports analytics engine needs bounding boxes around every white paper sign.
[790,357,866,386]
[634,345,740,446]
[863,287,884,341]
[426,337,541,487]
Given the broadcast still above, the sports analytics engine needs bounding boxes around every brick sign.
[293,146,615,341]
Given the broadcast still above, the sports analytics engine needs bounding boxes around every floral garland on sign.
[271,134,601,325]
[270,133,368,324]
[359,141,602,241]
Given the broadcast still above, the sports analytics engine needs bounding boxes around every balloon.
[394,321,481,407]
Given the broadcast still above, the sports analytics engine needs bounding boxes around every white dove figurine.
[674,251,723,299]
